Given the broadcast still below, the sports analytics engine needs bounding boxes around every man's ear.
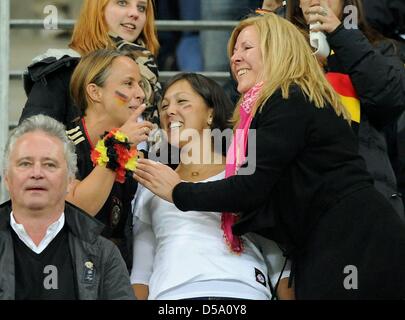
[3,173,10,193]
[66,175,75,195]
[86,83,102,104]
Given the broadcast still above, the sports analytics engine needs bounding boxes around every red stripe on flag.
[326,72,358,98]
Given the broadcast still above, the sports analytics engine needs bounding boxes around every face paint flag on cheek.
[114,90,129,107]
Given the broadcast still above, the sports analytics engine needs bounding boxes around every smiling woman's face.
[230,25,264,94]
[96,56,145,126]
[159,79,213,148]
[104,0,147,42]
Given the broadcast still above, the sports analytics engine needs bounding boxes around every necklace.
[180,164,223,180]
[190,165,214,177]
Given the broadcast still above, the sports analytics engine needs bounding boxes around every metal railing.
[0,0,10,202]
[10,70,230,82]
[8,19,235,83]
[10,19,237,31]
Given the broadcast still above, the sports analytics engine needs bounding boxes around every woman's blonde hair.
[69,0,159,56]
[70,49,138,115]
[227,12,350,126]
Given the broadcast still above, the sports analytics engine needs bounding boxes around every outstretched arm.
[134,89,310,213]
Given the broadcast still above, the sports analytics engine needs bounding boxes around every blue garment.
[200,0,262,71]
[176,0,203,71]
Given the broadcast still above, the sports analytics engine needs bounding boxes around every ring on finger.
[320,7,328,16]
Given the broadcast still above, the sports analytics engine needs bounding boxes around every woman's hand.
[306,0,341,34]
[119,104,154,146]
[262,0,282,12]
[133,159,181,202]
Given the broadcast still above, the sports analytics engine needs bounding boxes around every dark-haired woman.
[130,73,292,300]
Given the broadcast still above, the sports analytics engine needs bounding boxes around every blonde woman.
[66,49,153,269]
[133,13,405,299]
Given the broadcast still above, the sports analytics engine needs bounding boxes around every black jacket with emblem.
[0,200,135,300]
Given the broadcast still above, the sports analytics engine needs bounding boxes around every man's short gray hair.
[3,115,77,178]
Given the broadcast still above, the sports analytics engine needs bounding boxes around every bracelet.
[91,129,138,183]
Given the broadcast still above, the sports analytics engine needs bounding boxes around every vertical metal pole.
[0,0,10,202]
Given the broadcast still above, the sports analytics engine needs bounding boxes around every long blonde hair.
[69,0,159,56]
[227,13,350,127]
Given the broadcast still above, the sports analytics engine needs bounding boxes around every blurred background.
[9,0,82,127]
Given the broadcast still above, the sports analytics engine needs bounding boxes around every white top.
[131,172,290,300]
[10,212,65,254]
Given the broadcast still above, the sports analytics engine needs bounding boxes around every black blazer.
[172,86,373,250]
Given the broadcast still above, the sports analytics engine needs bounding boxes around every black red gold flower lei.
[90,129,138,183]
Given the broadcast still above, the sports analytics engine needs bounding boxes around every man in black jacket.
[0,114,135,300]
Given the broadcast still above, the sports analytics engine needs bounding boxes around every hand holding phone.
[309,22,330,59]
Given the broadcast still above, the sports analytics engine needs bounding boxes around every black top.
[363,0,405,42]
[67,120,137,268]
[325,24,405,215]
[173,86,373,248]
[12,226,77,300]
[20,55,80,127]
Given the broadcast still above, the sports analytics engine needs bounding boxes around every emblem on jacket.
[83,260,95,284]
[255,268,267,287]
[110,196,122,228]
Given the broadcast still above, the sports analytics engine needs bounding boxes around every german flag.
[326,72,361,123]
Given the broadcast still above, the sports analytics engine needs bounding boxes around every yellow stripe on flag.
[340,95,360,123]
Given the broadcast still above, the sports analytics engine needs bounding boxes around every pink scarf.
[222,82,263,254]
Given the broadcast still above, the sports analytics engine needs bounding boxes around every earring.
[207,117,213,126]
